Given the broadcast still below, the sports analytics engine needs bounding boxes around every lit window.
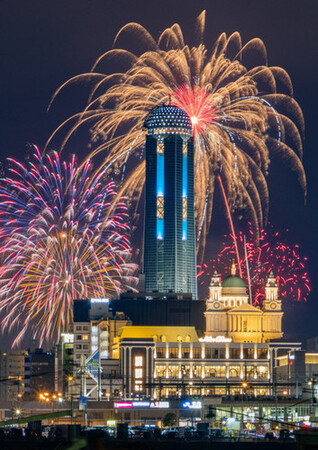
[157,196,164,219]
[135,368,142,378]
[135,356,143,367]
[182,198,187,220]
[157,141,164,154]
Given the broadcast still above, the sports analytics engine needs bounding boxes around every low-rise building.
[0,350,27,401]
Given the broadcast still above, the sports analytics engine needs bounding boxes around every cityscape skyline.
[0,2,318,442]
[0,1,317,347]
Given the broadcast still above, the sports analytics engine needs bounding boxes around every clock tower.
[263,271,283,340]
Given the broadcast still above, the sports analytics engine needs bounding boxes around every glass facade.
[143,105,197,299]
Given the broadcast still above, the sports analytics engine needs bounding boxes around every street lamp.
[241,382,249,427]
[68,376,74,425]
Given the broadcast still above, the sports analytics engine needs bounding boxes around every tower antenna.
[244,234,253,305]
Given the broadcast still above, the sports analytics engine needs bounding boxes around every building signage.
[114,401,170,409]
[90,298,109,303]
[86,351,100,382]
[114,402,133,409]
[199,336,232,343]
[107,420,117,426]
[182,401,202,409]
[79,396,87,411]
[61,333,74,343]
[132,401,150,408]
[150,401,169,408]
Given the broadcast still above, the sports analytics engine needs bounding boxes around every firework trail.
[48,10,306,261]
[0,147,137,346]
[198,225,310,305]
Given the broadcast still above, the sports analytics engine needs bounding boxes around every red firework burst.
[171,85,216,136]
[198,225,310,305]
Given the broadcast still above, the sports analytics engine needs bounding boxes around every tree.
[163,412,178,427]
[206,406,216,421]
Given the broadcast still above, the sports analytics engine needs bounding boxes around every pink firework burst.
[171,85,216,136]
[198,225,310,305]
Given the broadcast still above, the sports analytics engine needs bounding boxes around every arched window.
[160,335,166,342]
[185,335,191,343]
[152,335,158,342]
[229,368,239,378]
[176,335,182,342]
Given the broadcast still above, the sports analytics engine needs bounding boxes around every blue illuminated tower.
[143,104,197,299]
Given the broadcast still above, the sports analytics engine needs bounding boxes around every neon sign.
[199,336,232,343]
[182,401,202,409]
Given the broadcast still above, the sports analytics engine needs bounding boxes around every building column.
[128,347,132,397]
[146,347,149,397]
[123,346,127,398]
[226,344,230,360]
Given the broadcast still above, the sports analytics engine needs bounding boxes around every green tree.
[163,412,178,427]
[206,405,215,421]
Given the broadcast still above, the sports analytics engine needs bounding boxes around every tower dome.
[144,104,192,138]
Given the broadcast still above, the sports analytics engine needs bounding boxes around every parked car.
[264,431,276,440]
[279,429,291,440]
[162,427,185,439]
[210,429,225,439]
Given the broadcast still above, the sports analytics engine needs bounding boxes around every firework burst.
[198,225,310,305]
[0,147,137,346]
[48,11,306,260]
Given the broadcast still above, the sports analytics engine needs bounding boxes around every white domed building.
[205,263,283,343]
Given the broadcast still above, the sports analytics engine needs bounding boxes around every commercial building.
[205,265,283,343]
[143,103,197,299]
[0,350,27,401]
[66,264,298,405]
[24,349,55,398]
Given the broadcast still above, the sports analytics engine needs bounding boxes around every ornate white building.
[205,263,283,343]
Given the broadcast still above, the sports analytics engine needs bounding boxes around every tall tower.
[143,103,197,299]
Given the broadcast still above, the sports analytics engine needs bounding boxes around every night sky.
[1,0,318,346]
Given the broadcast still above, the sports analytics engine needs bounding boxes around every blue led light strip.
[182,148,188,240]
[157,144,164,239]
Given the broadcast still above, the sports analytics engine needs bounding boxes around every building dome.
[221,262,247,296]
[144,104,192,137]
[222,275,246,289]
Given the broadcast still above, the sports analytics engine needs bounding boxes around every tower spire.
[231,260,236,276]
